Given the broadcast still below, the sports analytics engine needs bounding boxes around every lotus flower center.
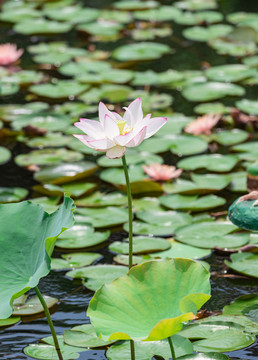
[117,120,132,135]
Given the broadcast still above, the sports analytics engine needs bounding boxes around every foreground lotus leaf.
[106,334,193,360]
[88,259,211,341]
[0,195,75,318]
[228,196,258,231]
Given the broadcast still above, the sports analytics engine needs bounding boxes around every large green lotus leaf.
[197,314,258,335]
[156,114,193,136]
[44,6,99,23]
[12,295,58,316]
[0,196,74,318]
[107,335,193,360]
[236,99,258,115]
[55,225,110,249]
[34,162,98,184]
[179,321,255,352]
[173,11,222,26]
[228,172,247,193]
[214,129,248,146]
[183,25,233,42]
[182,82,245,102]
[98,150,162,168]
[113,1,158,10]
[11,113,71,132]
[75,207,128,228]
[0,146,11,165]
[23,343,81,360]
[100,165,145,185]
[223,294,258,324]
[168,135,208,156]
[228,197,258,231]
[51,252,102,270]
[225,253,258,278]
[133,5,180,21]
[112,42,170,61]
[64,323,116,348]
[150,240,211,260]
[14,19,72,35]
[163,174,231,195]
[178,154,239,172]
[29,81,89,99]
[75,191,127,207]
[0,316,20,327]
[160,194,226,212]
[205,64,256,82]
[88,259,211,341]
[109,236,171,254]
[66,265,128,291]
[178,354,230,360]
[15,149,83,167]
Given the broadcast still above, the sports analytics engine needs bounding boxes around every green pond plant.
[0,194,75,360]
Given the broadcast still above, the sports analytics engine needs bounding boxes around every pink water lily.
[143,163,182,181]
[74,98,167,159]
[184,114,220,136]
[0,43,23,66]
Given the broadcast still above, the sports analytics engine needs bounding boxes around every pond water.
[0,0,258,359]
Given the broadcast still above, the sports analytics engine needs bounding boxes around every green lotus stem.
[130,339,136,360]
[34,286,63,360]
[168,336,176,360]
[122,155,133,269]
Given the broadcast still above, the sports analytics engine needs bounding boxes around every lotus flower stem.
[168,336,176,360]
[122,155,133,269]
[34,286,63,360]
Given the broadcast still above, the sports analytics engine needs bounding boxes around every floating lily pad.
[66,265,128,291]
[51,252,102,270]
[113,1,158,10]
[64,323,116,348]
[182,82,245,102]
[0,146,11,165]
[194,102,230,115]
[156,114,193,136]
[23,343,80,360]
[179,321,256,352]
[236,99,258,115]
[183,25,233,42]
[55,225,110,249]
[59,60,111,76]
[88,259,211,341]
[27,133,71,148]
[77,21,123,38]
[97,150,162,167]
[101,84,132,102]
[0,316,20,327]
[109,236,171,254]
[30,81,89,99]
[75,207,128,228]
[174,11,222,26]
[113,254,149,266]
[137,210,192,228]
[34,162,98,184]
[132,197,162,212]
[228,172,247,193]
[205,64,256,82]
[177,154,239,172]
[44,6,99,24]
[100,165,145,185]
[175,0,217,11]
[160,194,226,211]
[12,295,58,316]
[168,135,208,156]
[0,82,19,96]
[107,335,193,360]
[15,149,83,167]
[11,113,71,132]
[178,353,229,360]
[0,7,41,23]
[113,42,170,61]
[133,6,180,22]
[223,294,258,324]
[75,191,127,207]
[129,91,173,112]
[14,19,72,35]
[215,129,248,146]
[225,253,258,278]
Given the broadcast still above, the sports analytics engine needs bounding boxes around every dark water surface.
[0,0,258,359]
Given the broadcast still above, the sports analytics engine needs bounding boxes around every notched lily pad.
[13,295,58,316]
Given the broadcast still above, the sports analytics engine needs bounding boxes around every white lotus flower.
[74,98,167,159]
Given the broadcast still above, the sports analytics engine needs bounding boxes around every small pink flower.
[0,43,23,66]
[184,114,220,135]
[143,163,182,181]
[74,98,167,159]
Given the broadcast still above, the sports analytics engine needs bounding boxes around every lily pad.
[12,295,58,316]
[223,294,258,323]
[0,316,20,327]
[133,6,180,22]
[51,252,101,270]
[175,0,217,11]
[88,259,211,341]
[27,133,71,149]
[177,154,239,172]
[174,11,222,26]
[132,197,163,212]
[214,129,249,146]
[11,113,71,132]
[97,150,162,167]
[55,225,110,249]
[205,64,256,82]
[113,42,170,61]
[113,1,158,11]
[194,102,230,115]
[160,194,226,212]
[75,207,128,228]
[182,82,245,102]
[225,253,258,278]
[23,343,80,360]
[0,195,74,318]
[0,146,11,165]
[236,99,258,115]
[100,165,145,185]
[75,191,127,207]
[168,135,208,156]
[124,221,181,237]
[14,19,72,35]
[109,236,171,254]
[77,21,123,38]
[183,25,233,42]
[66,265,128,291]
[29,81,89,99]
[44,6,100,24]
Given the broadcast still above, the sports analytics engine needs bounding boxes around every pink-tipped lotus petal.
[126,126,147,147]
[87,138,115,150]
[123,98,143,128]
[106,145,126,159]
[103,114,120,139]
[0,43,23,66]
[114,131,136,146]
[73,134,96,149]
[143,117,167,139]
[143,163,182,181]
[75,119,105,139]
